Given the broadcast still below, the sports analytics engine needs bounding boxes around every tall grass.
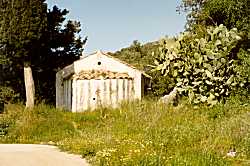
[0,99,250,165]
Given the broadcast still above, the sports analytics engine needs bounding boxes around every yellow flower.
[134,149,140,153]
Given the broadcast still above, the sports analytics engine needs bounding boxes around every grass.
[0,99,250,165]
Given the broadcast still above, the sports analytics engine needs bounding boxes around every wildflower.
[134,149,140,153]
[108,148,117,153]
[227,149,236,157]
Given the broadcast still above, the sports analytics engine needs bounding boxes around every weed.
[0,100,249,165]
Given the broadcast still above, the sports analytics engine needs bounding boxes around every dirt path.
[0,144,89,166]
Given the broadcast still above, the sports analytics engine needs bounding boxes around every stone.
[159,87,178,105]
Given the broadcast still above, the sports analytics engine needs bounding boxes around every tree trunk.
[24,65,35,108]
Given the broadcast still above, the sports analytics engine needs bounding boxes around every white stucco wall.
[71,78,135,112]
[56,51,145,111]
[73,51,142,99]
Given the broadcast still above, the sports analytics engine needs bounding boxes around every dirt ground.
[0,144,89,166]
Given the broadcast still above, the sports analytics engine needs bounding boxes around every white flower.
[227,150,236,157]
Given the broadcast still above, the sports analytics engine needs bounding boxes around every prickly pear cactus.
[155,24,243,105]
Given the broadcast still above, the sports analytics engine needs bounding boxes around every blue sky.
[46,0,186,54]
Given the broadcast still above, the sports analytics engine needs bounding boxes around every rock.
[159,87,178,105]
[40,142,47,145]
[40,141,56,145]
[48,141,56,145]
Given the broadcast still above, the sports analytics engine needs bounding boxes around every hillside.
[110,38,176,72]
[110,39,177,96]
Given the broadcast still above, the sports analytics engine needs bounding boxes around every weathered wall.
[73,51,142,99]
[56,51,146,111]
[63,79,72,110]
[71,78,135,112]
[56,64,74,108]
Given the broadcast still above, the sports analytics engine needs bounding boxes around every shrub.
[0,86,18,103]
[155,24,245,105]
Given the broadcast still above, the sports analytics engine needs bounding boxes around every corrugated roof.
[72,70,133,80]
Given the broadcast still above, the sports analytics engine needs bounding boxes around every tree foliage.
[0,2,86,104]
[0,0,47,106]
[111,39,176,96]
[111,40,157,71]
[0,0,47,63]
[34,6,87,103]
[179,0,250,33]
[155,25,244,105]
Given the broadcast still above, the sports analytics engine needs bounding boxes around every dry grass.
[0,99,250,165]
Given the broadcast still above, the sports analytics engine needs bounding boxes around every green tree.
[178,0,250,32]
[111,38,176,97]
[0,4,86,105]
[0,0,47,108]
[34,6,87,103]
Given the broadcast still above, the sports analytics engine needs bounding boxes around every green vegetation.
[0,0,47,108]
[111,39,176,96]
[0,2,86,105]
[0,0,249,165]
[179,0,250,91]
[179,0,250,33]
[155,25,246,105]
[1,100,250,165]
[152,0,250,104]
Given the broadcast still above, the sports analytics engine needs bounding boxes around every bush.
[155,24,246,105]
[0,86,18,103]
